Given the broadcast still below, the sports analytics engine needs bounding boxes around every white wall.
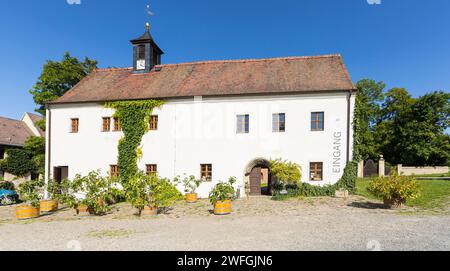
[47,92,354,198]
[21,113,41,137]
[398,165,449,176]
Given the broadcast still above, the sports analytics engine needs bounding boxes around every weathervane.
[145,1,154,31]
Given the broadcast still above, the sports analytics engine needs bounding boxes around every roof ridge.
[93,54,342,72]
[0,116,22,122]
[158,54,342,67]
[94,67,133,72]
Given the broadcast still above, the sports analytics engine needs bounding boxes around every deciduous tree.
[29,52,97,115]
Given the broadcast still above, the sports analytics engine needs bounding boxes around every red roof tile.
[0,117,35,147]
[52,54,355,104]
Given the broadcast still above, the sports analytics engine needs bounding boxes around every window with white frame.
[272,113,286,132]
[236,114,249,134]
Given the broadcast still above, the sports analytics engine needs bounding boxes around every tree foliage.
[17,178,43,207]
[354,78,449,166]
[29,52,97,115]
[24,136,46,176]
[353,79,385,161]
[269,158,302,185]
[126,171,182,215]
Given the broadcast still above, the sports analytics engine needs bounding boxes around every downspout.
[346,90,352,164]
[44,105,52,199]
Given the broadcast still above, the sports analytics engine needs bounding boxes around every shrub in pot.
[367,174,421,208]
[126,172,182,216]
[16,179,43,219]
[58,178,87,215]
[60,171,119,216]
[40,179,60,213]
[73,171,119,216]
[182,175,201,203]
[209,177,236,215]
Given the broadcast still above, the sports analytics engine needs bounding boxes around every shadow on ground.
[348,201,387,209]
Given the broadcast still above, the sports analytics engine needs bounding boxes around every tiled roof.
[0,117,35,147]
[52,54,355,104]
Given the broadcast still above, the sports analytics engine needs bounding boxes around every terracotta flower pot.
[16,205,40,220]
[142,205,158,216]
[185,193,198,203]
[76,204,90,216]
[213,200,232,215]
[40,200,59,213]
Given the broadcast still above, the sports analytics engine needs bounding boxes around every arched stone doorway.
[244,158,272,196]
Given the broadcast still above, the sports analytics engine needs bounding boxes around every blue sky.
[0,0,449,119]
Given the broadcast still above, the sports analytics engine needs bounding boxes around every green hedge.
[0,181,15,190]
[334,161,358,193]
[272,161,357,200]
[0,149,35,177]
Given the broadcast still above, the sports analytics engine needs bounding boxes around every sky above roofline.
[0,0,449,119]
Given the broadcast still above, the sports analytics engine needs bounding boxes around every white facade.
[46,92,355,198]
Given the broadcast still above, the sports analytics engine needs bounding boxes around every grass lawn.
[356,178,450,209]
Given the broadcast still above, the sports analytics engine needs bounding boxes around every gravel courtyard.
[1,196,449,251]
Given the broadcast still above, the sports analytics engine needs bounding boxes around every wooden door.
[249,167,262,195]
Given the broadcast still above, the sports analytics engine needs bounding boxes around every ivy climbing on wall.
[105,100,165,184]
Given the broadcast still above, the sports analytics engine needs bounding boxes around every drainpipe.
[44,105,52,199]
[346,90,352,164]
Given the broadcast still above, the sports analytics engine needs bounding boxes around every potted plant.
[16,179,43,220]
[182,175,201,203]
[126,172,182,216]
[209,177,236,215]
[75,171,118,216]
[368,174,421,209]
[59,178,88,216]
[40,179,59,213]
[59,171,118,216]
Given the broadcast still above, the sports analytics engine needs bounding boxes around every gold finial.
[146,22,150,32]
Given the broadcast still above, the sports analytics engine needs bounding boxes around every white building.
[45,24,356,198]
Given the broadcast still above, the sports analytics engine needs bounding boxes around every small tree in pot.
[368,173,420,209]
[58,178,85,215]
[126,172,182,216]
[40,179,60,213]
[209,177,236,215]
[183,175,201,203]
[60,171,119,216]
[74,171,119,216]
[16,178,43,219]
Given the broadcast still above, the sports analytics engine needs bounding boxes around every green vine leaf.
[104,100,165,184]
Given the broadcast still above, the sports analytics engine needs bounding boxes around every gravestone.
[363,159,378,177]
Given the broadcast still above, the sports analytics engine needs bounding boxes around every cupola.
[130,22,164,73]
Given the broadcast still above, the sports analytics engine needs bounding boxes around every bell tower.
[130,22,164,74]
